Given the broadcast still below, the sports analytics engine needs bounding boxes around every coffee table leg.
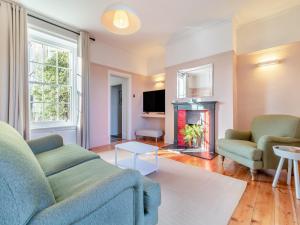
[272,157,285,188]
[115,147,118,166]
[133,153,137,170]
[293,160,300,199]
[287,159,292,185]
[155,148,159,170]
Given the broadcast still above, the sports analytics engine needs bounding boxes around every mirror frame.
[177,63,213,99]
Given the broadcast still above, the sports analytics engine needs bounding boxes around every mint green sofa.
[217,115,300,180]
[0,121,161,225]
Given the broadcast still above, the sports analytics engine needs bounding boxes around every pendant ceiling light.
[101,4,141,35]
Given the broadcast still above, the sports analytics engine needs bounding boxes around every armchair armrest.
[257,135,300,169]
[225,129,251,141]
[28,169,144,225]
[27,134,64,154]
[257,135,300,150]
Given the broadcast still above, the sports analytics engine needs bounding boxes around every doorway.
[110,84,122,142]
[108,71,132,143]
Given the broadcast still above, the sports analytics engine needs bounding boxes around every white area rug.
[99,150,247,225]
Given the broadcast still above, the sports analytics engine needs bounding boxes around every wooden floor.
[92,139,300,225]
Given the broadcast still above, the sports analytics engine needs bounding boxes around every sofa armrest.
[28,169,144,225]
[225,129,251,141]
[27,135,64,154]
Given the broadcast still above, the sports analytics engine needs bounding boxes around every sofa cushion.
[48,159,122,202]
[36,144,100,176]
[29,165,144,225]
[28,134,64,154]
[0,122,55,225]
[218,139,262,160]
[142,177,161,213]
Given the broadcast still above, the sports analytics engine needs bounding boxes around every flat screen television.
[143,90,165,113]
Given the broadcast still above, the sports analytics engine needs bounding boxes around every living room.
[1,0,300,224]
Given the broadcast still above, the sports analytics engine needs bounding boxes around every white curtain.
[77,31,90,148]
[0,0,29,139]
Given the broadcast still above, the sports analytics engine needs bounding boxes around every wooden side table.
[272,145,300,199]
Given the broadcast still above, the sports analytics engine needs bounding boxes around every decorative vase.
[198,135,203,148]
[192,138,198,148]
[187,140,192,148]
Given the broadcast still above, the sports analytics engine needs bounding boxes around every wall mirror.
[177,64,213,99]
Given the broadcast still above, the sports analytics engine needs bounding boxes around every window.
[28,29,77,128]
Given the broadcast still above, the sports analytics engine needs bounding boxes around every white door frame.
[108,70,132,143]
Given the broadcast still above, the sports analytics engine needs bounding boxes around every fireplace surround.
[172,100,217,159]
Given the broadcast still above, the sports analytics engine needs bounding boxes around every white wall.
[147,54,166,76]
[166,21,234,67]
[236,5,300,54]
[237,41,300,130]
[90,41,148,76]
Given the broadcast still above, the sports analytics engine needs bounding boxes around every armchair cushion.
[225,129,251,141]
[218,139,262,160]
[36,144,100,176]
[251,115,300,143]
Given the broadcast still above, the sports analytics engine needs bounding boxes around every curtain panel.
[0,0,29,139]
[77,31,90,148]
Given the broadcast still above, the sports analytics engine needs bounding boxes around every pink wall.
[237,41,300,130]
[90,63,160,148]
[164,51,236,144]
[90,64,110,147]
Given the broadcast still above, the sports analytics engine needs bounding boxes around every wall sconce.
[257,59,280,67]
[154,80,165,89]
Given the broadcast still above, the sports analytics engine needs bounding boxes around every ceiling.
[20,0,300,59]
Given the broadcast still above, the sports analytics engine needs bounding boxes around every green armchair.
[217,115,300,180]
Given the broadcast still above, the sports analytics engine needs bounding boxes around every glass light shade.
[101,4,141,35]
[113,10,129,29]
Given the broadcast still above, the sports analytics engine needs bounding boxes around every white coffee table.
[115,141,159,175]
[272,145,300,199]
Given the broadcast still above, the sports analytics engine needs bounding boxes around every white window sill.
[30,125,77,131]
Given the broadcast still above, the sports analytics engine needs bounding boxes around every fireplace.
[172,101,217,159]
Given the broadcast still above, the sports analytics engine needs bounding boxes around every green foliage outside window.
[29,41,73,123]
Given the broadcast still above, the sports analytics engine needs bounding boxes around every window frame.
[28,29,78,129]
